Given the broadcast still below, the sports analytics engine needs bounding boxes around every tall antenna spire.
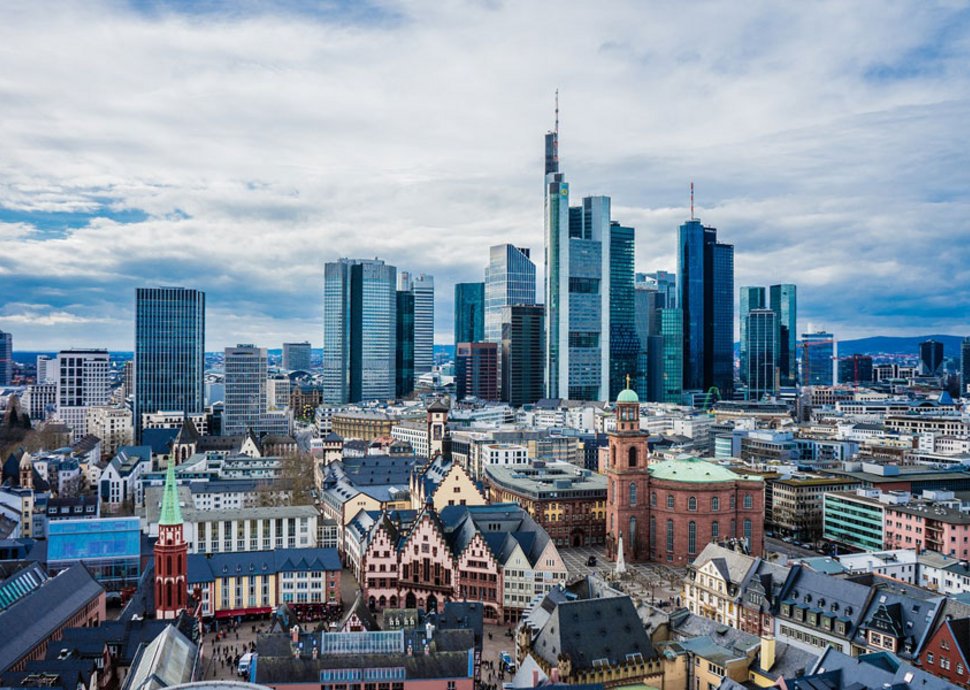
[555,88,559,135]
[690,179,695,221]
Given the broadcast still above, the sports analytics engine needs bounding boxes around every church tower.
[605,380,650,562]
[154,460,188,619]
[426,399,448,459]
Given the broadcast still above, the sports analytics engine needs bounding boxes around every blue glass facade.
[745,308,778,399]
[801,331,835,385]
[661,308,684,403]
[739,286,766,385]
[769,284,797,385]
[0,330,11,385]
[396,290,414,398]
[609,223,638,400]
[48,517,141,591]
[134,287,205,442]
[454,282,484,345]
[485,245,535,344]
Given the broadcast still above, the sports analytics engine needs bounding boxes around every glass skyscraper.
[769,284,797,385]
[745,308,778,400]
[485,245,535,344]
[739,286,766,385]
[501,304,545,407]
[399,272,434,375]
[609,222,638,400]
[396,289,415,398]
[660,308,684,403]
[635,284,663,402]
[801,331,836,386]
[223,344,267,436]
[0,330,11,386]
[677,219,734,398]
[636,271,677,309]
[323,258,397,404]
[282,341,312,371]
[454,282,485,345]
[919,339,944,376]
[961,337,970,394]
[134,287,205,442]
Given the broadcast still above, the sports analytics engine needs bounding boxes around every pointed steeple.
[158,460,182,526]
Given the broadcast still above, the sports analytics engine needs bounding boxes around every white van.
[237,652,254,677]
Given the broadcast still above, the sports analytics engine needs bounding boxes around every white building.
[267,376,291,410]
[480,443,529,472]
[918,551,970,595]
[141,410,211,436]
[21,382,57,422]
[54,349,110,441]
[98,446,151,510]
[390,421,428,458]
[86,406,133,458]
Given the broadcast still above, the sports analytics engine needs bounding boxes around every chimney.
[550,667,560,683]
[532,670,540,687]
[761,633,776,671]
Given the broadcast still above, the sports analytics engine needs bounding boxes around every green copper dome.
[158,460,183,526]
[617,388,639,404]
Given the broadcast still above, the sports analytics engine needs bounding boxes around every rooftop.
[649,457,762,484]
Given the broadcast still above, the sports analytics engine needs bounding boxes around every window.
[711,496,719,512]
[744,519,752,546]
[688,496,697,512]
[629,482,637,506]
[666,519,674,552]
[651,492,657,507]
[711,520,719,541]
[743,494,753,509]
[667,495,675,509]
[688,521,696,554]
[628,446,637,467]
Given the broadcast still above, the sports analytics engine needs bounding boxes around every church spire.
[158,460,182,526]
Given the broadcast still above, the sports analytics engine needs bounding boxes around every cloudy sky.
[1,0,969,351]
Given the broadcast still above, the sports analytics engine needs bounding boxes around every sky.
[1,0,969,351]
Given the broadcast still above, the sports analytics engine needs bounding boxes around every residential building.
[35,354,53,384]
[737,557,791,637]
[745,308,778,400]
[801,331,835,386]
[455,342,499,401]
[485,244,536,345]
[770,283,797,385]
[134,286,206,442]
[282,341,312,371]
[678,217,734,398]
[500,304,545,407]
[408,455,485,512]
[454,281,485,345]
[98,445,152,512]
[323,258,397,403]
[21,382,57,423]
[54,349,110,441]
[682,543,757,627]
[885,500,970,559]
[919,616,970,688]
[781,646,952,690]
[85,405,133,458]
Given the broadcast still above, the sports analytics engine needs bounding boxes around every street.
[765,536,821,560]
[558,544,686,608]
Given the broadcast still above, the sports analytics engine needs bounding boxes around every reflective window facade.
[660,308,684,403]
[501,304,544,407]
[223,344,267,436]
[739,286,766,385]
[485,245,535,345]
[609,223,639,400]
[454,282,485,345]
[0,330,11,386]
[745,308,778,400]
[801,331,835,386]
[769,284,797,385]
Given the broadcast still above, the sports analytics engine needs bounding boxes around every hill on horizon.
[836,334,964,358]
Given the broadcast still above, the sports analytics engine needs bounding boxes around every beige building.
[409,456,485,512]
[682,543,757,627]
[86,406,133,459]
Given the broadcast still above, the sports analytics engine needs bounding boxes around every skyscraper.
[609,222,639,401]
[919,339,944,376]
[455,342,499,401]
[410,273,435,375]
[134,287,205,442]
[769,284,797,385]
[838,355,874,385]
[484,245,536,344]
[501,304,545,407]
[636,271,677,309]
[678,219,734,398]
[55,348,110,441]
[0,330,11,386]
[739,286,766,385]
[454,282,485,345]
[961,338,970,395]
[323,258,397,404]
[396,289,415,398]
[634,284,663,401]
[660,308,684,403]
[223,344,267,436]
[801,331,836,386]
[282,341,312,371]
[745,308,778,400]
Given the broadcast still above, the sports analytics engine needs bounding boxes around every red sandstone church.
[605,386,765,566]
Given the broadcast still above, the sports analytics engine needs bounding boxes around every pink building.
[885,503,970,559]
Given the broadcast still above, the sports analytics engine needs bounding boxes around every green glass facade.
[609,223,638,400]
[822,492,885,552]
[660,308,683,403]
[396,290,414,398]
[739,286,766,385]
[454,282,484,345]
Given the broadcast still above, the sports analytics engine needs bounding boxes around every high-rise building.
[801,331,836,386]
[134,287,205,442]
[609,222,639,401]
[282,341,312,371]
[399,272,434,376]
[323,258,397,404]
[738,287,766,385]
[454,282,485,346]
[36,354,53,385]
[919,339,944,376]
[769,284,797,385]
[837,355,874,385]
[677,219,734,399]
[223,344,267,436]
[55,349,110,441]
[501,305,545,407]
[455,342,499,401]
[636,271,677,309]
[634,284,663,401]
[485,245,536,345]
[961,338,970,395]
[745,308,778,400]
[0,330,12,385]
[396,289,415,398]
[660,308,684,403]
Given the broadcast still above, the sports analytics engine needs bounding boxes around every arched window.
[629,516,637,548]
[650,515,656,553]
[688,521,697,554]
[610,446,616,466]
[667,494,675,509]
[744,494,753,509]
[688,496,697,512]
[744,519,752,547]
[666,519,674,552]
[629,482,637,506]
[628,446,637,467]
[711,496,720,512]
[651,492,657,507]
[711,520,719,542]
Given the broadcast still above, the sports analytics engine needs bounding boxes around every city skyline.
[1,2,969,350]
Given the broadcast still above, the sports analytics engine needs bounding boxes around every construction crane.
[702,386,720,414]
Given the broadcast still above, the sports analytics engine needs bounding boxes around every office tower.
[396,289,415,398]
[745,308,778,400]
[636,271,677,309]
[55,349,110,441]
[134,287,205,442]
[961,338,970,395]
[282,341,312,371]
[323,258,397,404]
[0,330,11,385]
[769,284,797,385]
[678,218,734,398]
[801,331,836,386]
[123,361,133,397]
[223,344,267,436]
[838,355,874,385]
[609,222,639,401]
[501,305,545,407]
[634,284,663,401]
[739,287,766,385]
[919,339,944,376]
[455,342,499,401]
[660,308,684,403]
[398,272,434,375]
[36,355,53,385]
[454,282,485,346]
[485,245,536,344]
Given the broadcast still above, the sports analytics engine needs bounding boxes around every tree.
[255,452,316,507]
